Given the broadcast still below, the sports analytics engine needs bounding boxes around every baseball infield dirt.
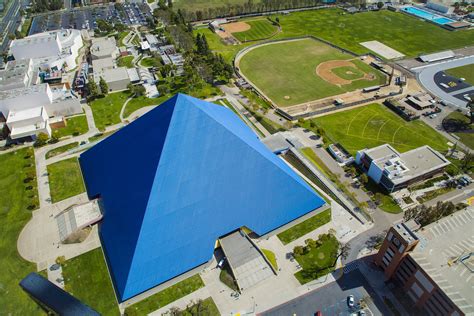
[223,22,251,33]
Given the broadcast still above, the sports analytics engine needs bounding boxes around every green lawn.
[446,64,474,85]
[173,0,259,11]
[20,17,32,37]
[89,91,130,131]
[140,56,162,68]
[117,55,135,68]
[123,95,164,118]
[117,31,130,46]
[277,209,331,245]
[124,274,205,316]
[52,115,88,139]
[46,142,80,159]
[62,248,120,315]
[88,131,116,143]
[195,28,252,62]
[232,19,278,42]
[199,9,474,61]
[0,147,42,315]
[308,103,450,155]
[239,38,386,106]
[182,297,220,315]
[261,248,278,270]
[47,157,85,203]
[294,233,339,284]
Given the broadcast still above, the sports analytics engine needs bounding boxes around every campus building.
[79,94,326,301]
[355,144,450,192]
[10,29,83,70]
[375,207,474,315]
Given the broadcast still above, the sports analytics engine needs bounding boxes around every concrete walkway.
[17,193,101,271]
[219,85,271,137]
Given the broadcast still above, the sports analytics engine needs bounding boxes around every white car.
[347,295,355,308]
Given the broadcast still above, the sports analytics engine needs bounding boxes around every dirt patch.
[316,60,354,85]
[316,59,375,86]
[223,21,251,33]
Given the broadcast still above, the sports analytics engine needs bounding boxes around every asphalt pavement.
[262,269,388,316]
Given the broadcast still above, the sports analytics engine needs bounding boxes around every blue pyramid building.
[79,94,326,301]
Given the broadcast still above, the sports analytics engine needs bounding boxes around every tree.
[377,1,384,9]
[360,173,369,185]
[99,77,108,95]
[128,83,146,97]
[87,80,100,100]
[467,95,474,124]
[293,246,304,256]
[337,243,351,262]
[34,133,49,147]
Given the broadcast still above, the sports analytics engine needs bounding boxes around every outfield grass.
[446,64,474,86]
[308,103,449,155]
[62,248,120,315]
[124,274,205,316]
[90,91,130,131]
[0,147,42,315]
[232,19,278,42]
[277,209,331,244]
[239,38,386,106]
[117,55,135,68]
[47,157,85,203]
[52,115,88,139]
[199,9,474,61]
[46,142,80,159]
[294,233,339,284]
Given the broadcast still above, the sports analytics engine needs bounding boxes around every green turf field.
[198,9,474,60]
[446,64,474,85]
[332,65,365,81]
[239,38,386,106]
[310,103,449,155]
[232,19,278,42]
[47,157,86,203]
[173,0,260,12]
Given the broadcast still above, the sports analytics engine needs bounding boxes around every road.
[0,0,21,53]
[262,269,387,316]
[426,182,474,207]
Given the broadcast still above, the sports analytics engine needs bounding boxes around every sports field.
[173,0,260,11]
[446,64,474,86]
[198,9,474,60]
[238,38,386,107]
[311,103,449,155]
[230,19,278,42]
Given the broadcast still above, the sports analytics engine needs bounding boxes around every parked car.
[217,258,226,269]
[347,295,355,308]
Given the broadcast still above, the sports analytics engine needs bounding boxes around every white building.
[356,144,450,192]
[0,59,35,91]
[10,29,83,70]
[90,37,119,60]
[6,107,51,139]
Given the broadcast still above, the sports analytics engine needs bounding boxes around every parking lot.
[29,3,151,35]
[262,269,387,316]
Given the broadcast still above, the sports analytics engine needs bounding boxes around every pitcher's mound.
[284,96,291,100]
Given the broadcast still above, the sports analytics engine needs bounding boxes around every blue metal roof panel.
[80,94,326,301]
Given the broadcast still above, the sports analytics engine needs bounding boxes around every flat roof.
[364,144,399,161]
[0,82,48,100]
[394,146,449,183]
[92,57,114,72]
[419,50,454,63]
[98,67,130,83]
[262,133,291,154]
[410,207,474,314]
[90,37,117,58]
[7,106,45,123]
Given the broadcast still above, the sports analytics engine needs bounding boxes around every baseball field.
[238,38,386,107]
[227,19,278,42]
[197,9,474,61]
[309,103,449,155]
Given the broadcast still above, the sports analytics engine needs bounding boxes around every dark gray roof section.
[19,273,100,315]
